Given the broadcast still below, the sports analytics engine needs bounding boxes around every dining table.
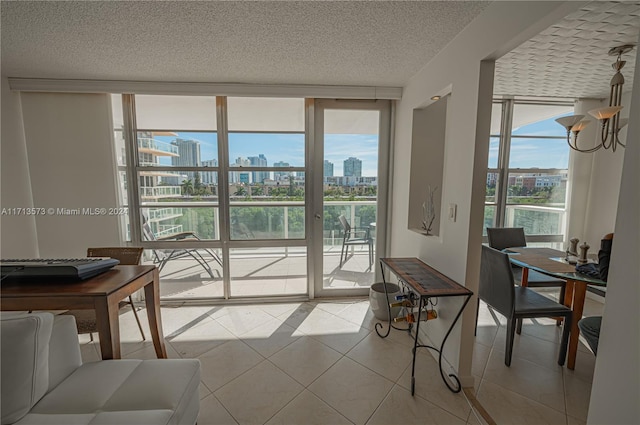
[506,247,606,370]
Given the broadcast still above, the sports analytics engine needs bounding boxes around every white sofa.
[1,312,200,425]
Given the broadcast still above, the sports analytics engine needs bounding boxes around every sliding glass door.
[116,95,390,301]
[312,100,391,297]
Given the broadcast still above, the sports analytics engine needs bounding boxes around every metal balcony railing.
[140,186,182,198]
[147,207,184,221]
[138,138,179,156]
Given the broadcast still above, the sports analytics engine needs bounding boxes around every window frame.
[486,99,573,245]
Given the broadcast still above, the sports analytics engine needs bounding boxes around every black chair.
[487,227,566,304]
[338,215,373,268]
[478,245,572,366]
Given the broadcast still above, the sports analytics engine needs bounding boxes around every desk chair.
[338,215,373,268]
[63,247,146,341]
[487,227,566,304]
[478,245,572,366]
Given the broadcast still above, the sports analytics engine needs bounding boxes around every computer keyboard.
[1,258,120,280]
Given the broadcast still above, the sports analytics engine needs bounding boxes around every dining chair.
[486,227,566,305]
[63,247,146,341]
[477,245,572,366]
[338,215,373,268]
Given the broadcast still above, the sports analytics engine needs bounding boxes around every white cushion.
[31,360,143,414]
[47,315,82,390]
[13,413,95,425]
[1,313,54,425]
[13,411,173,425]
[31,359,201,425]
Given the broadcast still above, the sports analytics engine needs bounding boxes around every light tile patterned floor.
[79,294,604,425]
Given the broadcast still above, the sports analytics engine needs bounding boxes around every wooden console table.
[1,265,167,360]
[375,258,473,394]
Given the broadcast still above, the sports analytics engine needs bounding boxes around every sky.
[154,110,567,174]
[155,132,380,176]
[488,112,571,169]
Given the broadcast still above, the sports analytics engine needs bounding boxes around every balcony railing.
[147,207,184,221]
[140,186,182,198]
[504,204,565,236]
[138,138,179,156]
[156,224,184,238]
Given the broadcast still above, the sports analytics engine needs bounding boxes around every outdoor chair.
[63,247,146,341]
[142,220,222,279]
[487,227,566,304]
[231,219,256,239]
[338,215,373,268]
[477,245,572,366]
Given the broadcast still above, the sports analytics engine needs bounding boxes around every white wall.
[0,77,39,257]
[582,92,630,247]
[390,1,584,384]
[19,92,121,257]
[587,35,640,425]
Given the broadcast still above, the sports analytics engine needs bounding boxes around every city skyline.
[155,132,378,177]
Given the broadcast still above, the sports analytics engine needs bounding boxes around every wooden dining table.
[1,265,167,360]
[507,247,606,370]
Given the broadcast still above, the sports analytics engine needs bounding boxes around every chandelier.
[555,44,634,153]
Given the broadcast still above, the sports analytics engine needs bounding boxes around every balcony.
[139,199,376,299]
[140,186,182,199]
[138,137,179,157]
[147,207,184,222]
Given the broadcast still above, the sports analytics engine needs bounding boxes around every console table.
[1,265,167,360]
[375,258,473,394]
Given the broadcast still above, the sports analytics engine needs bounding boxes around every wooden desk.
[508,248,606,369]
[376,258,473,394]
[1,265,167,360]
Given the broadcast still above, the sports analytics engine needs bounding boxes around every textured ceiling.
[494,1,640,99]
[0,1,489,87]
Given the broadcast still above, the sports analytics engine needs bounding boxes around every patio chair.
[142,220,222,279]
[477,245,572,366]
[63,247,146,341]
[231,219,256,239]
[338,215,373,268]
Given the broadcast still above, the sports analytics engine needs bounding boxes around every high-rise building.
[229,157,251,184]
[171,139,201,167]
[248,154,269,183]
[171,139,201,181]
[273,161,290,181]
[323,160,334,179]
[201,159,218,185]
[343,157,362,177]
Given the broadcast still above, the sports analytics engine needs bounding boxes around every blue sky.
[155,132,380,176]
[488,112,571,169]
[155,111,567,174]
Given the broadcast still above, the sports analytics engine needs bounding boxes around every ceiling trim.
[7,78,403,100]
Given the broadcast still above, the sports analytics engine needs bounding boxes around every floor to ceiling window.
[485,100,574,247]
[226,97,307,298]
[312,100,391,296]
[111,94,390,301]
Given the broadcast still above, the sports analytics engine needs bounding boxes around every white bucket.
[369,282,401,320]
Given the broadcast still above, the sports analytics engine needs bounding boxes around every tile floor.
[79,294,604,425]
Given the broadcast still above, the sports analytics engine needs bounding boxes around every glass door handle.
[314,213,321,220]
